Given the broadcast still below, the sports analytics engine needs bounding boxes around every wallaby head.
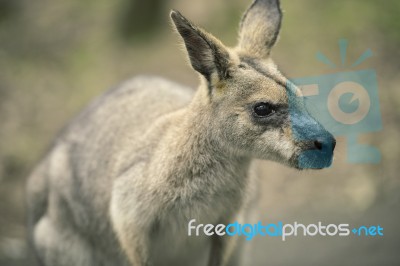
[171,0,335,169]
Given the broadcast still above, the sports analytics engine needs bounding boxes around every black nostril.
[313,138,336,152]
[314,140,323,150]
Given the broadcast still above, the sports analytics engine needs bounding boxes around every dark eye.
[253,102,275,117]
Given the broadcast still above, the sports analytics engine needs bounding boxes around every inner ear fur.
[170,10,232,81]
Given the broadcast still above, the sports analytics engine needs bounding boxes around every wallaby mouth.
[295,135,336,169]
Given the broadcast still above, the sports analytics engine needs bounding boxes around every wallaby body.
[28,76,255,266]
[28,77,196,266]
[27,1,335,266]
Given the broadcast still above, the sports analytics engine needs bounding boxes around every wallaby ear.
[170,10,231,81]
[238,0,282,58]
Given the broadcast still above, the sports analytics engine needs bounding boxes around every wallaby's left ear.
[238,0,282,58]
[171,10,232,82]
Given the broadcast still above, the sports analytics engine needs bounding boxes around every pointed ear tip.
[170,10,177,19]
[170,10,192,30]
[170,10,182,21]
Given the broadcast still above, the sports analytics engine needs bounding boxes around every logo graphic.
[290,39,382,164]
[187,219,384,241]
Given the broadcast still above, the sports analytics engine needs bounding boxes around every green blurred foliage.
[117,0,167,42]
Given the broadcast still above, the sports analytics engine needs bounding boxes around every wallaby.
[27,0,336,265]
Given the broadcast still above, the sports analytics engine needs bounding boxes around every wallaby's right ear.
[238,0,282,58]
[170,10,231,82]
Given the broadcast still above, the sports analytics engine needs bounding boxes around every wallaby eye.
[253,102,275,117]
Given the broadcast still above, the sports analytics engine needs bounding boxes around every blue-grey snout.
[291,112,336,169]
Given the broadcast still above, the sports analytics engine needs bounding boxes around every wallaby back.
[27,76,194,266]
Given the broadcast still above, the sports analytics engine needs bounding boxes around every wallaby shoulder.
[66,76,194,144]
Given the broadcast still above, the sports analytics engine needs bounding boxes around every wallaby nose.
[313,137,336,153]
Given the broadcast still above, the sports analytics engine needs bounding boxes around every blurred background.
[0,0,399,265]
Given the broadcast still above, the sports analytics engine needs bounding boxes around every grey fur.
[239,0,282,57]
[27,1,335,266]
